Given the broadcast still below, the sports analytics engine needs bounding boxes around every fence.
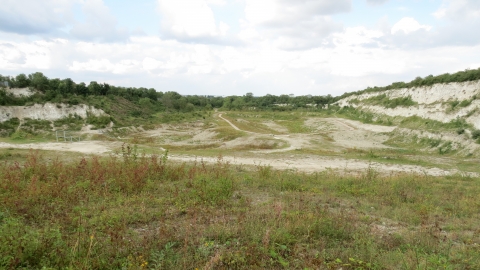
[55,130,81,142]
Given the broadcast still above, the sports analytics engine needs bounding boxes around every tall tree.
[28,72,49,92]
[15,73,30,88]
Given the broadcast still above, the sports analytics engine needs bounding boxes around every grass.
[1,149,480,269]
[221,112,315,134]
[220,113,279,134]
[214,127,245,141]
[398,116,471,132]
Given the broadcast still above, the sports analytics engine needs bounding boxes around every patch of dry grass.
[1,149,480,269]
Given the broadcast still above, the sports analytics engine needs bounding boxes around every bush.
[472,129,480,140]
[459,99,472,107]
[86,114,112,129]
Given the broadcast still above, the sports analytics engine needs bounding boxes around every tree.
[244,92,254,104]
[88,81,101,95]
[59,78,75,95]
[147,88,157,101]
[15,73,30,88]
[28,72,49,92]
[100,83,109,95]
[76,82,88,96]
[49,78,61,92]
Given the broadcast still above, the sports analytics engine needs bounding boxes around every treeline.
[0,72,227,111]
[0,72,334,111]
[337,67,480,100]
[3,67,479,112]
[221,93,334,110]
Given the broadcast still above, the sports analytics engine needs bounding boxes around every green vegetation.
[332,105,393,125]
[362,94,417,109]
[54,114,84,131]
[0,149,479,269]
[398,116,470,132]
[471,130,480,140]
[0,118,20,137]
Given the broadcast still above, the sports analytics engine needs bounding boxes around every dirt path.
[0,141,121,154]
[218,114,243,131]
[169,154,473,177]
[0,140,474,176]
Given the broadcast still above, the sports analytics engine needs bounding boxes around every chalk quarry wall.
[336,80,480,129]
[5,87,35,97]
[0,103,107,122]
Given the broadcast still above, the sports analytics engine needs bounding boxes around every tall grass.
[1,149,479,269]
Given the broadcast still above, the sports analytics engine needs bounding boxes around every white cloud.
[0,40,57,70]
[332,26,384,47]
[0,44,26,65]
[205,0,226,5]
[433,0,480,20]
[218,47,254,73]
[391,17,432,35]
[244,0,278,25]
[142,57,164,72]
[69,59,140,74]
[157,0,228,40]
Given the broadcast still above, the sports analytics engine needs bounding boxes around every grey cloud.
[160,31,242,46]
[278,0,351,17]
[270,18,343,50]
[0,0,130,42]
[251,0,350,50]
[0,0,72,35]
[433,19,480,46]
[439,0,480,21]
[70,0,129,42]
[262,0,351,26]
[375,17,480,50]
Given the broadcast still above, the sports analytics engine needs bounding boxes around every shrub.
[459,99,472,107]
[471,129,480,140]
[86,114,112,129]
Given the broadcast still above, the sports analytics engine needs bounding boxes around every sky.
[0,0,480,97]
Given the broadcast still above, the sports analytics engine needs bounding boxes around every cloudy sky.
[0,0,480,96]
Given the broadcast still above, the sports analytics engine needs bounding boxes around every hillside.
[333,79,480,157]
[336,80,480,128]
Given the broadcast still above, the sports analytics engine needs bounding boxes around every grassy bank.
[1,148,479,269]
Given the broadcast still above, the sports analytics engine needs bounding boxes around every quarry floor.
[0,114,476,177]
